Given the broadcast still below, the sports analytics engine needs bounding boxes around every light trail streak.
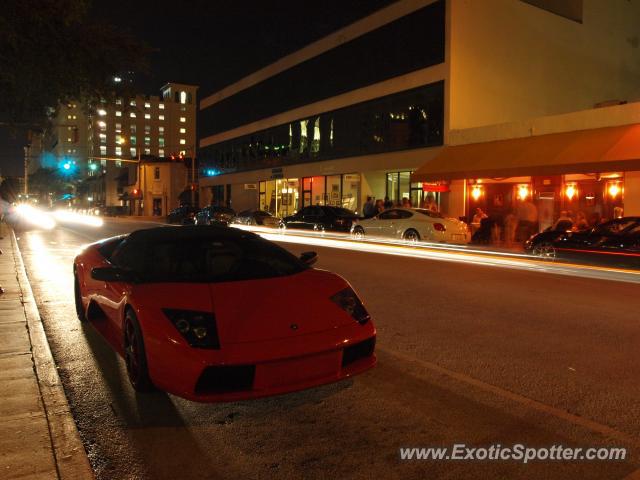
[232,225,640,285]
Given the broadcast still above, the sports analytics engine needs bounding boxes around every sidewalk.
[0,227,94,480]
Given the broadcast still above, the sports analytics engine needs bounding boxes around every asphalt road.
[15,218,640,479]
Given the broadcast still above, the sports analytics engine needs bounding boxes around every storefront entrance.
[259,178,299,218]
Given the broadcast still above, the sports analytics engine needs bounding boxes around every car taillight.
[162,309,220,349]
[330,288,370,325]
[433,223,446,232]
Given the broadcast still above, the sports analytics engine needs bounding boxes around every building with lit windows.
[50,82,198,212]
[198,0,640,224]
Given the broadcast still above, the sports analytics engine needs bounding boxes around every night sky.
[0,0,394,176]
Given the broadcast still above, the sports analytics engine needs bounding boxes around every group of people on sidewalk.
[470,200,623,247]
[361,194,439,218]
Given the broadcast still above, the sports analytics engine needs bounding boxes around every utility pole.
[190,147,196,207]
[23,145,30,197]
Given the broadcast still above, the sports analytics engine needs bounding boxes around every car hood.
[209,269,354,344]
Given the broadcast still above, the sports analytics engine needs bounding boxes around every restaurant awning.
[412,124,640,182]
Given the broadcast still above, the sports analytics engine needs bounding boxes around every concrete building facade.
[198,0,640,226]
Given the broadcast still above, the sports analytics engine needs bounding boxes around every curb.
[11,230,95,480]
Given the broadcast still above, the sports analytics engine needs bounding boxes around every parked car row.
[166,205,284,228]
[168,204,473,245]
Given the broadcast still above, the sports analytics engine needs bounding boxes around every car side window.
[379,210,399,220]
[397,210,413,219]
[110,240,143,270]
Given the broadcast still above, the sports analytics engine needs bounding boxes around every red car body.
[73,227,376,402]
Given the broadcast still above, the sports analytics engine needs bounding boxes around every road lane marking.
[382,347,640,449]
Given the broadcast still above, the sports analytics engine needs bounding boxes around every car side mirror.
[299,251,318,266]
[91,267,136,283]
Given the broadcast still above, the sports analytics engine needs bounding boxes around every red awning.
[412,124,640,182]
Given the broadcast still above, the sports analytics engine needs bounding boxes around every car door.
[301,206,323,229]
[392,210,415,237]
[373,210,401,238]
[587,221,640,267]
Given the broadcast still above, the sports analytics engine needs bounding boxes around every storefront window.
[301,173,361,213]
[261,178,299,218]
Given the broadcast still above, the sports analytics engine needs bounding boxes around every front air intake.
[195,365,256,394]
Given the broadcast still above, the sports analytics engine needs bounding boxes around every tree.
[0,177,20,203]
[28,168,74,202]
[0,0,149,128]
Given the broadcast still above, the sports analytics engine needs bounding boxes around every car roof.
[127,226,259,243]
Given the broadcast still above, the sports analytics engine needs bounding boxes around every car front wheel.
[74,272,87,322]
[352,226,365,240]
[123,309,154,392]
[532,242,557,260]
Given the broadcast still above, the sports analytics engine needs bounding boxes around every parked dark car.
[166,205,199,225]
[283,206,360,233]
[524,217,640,268]
[195,205,236,226]
[232,209,283,228]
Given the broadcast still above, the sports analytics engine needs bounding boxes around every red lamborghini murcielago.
[73,226,376,401]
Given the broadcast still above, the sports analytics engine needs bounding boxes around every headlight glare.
[330,288,370,325]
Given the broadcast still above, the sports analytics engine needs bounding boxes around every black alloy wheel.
[352,226,365,240]
[532,242,557,260]
[74,273,87,322]
[403,229,420,243]
[123,309,154,392]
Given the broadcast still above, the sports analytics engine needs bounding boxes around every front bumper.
[144,319,376,402]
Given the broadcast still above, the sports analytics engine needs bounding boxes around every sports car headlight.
[330,288,370,325]
[162,309,220,349]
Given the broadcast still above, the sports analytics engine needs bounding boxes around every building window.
[130,136,137,145]
[130,112,136,118]
[130,125,136,133]
[159,137,165,147]
[144,102,151,108]
[130,99,136,106]
[179,116,186,123]
[115,123,122,133]
[116,160,122,167]
[154,167,160,180]
[159,103,165,110]
[116,111,122,117]
[159,126,165,133]
[115,146,122,156]
[179,127,186,134]
[115,98,122,105]
[97,109,107,116]
[100,146,107,155]
[97,121,106,130]
[144,136,151,146]
[180,91,187,104]
[144,113,151,119]
[130,147,137,157]
[144,125,150,133]
[158,148,164,157]
[179,138,186,145]
[159,115,165,121]
[99,133,106,143]
[144,148,151,155]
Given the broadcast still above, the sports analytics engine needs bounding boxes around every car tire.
[532,242,557,260]
[123,309,155,392]
[74,272,87,322]
[352,226,365,240]
[403,229,420,243]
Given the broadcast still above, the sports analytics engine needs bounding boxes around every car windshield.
[116,236,306,283]
[414,208,444,219]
